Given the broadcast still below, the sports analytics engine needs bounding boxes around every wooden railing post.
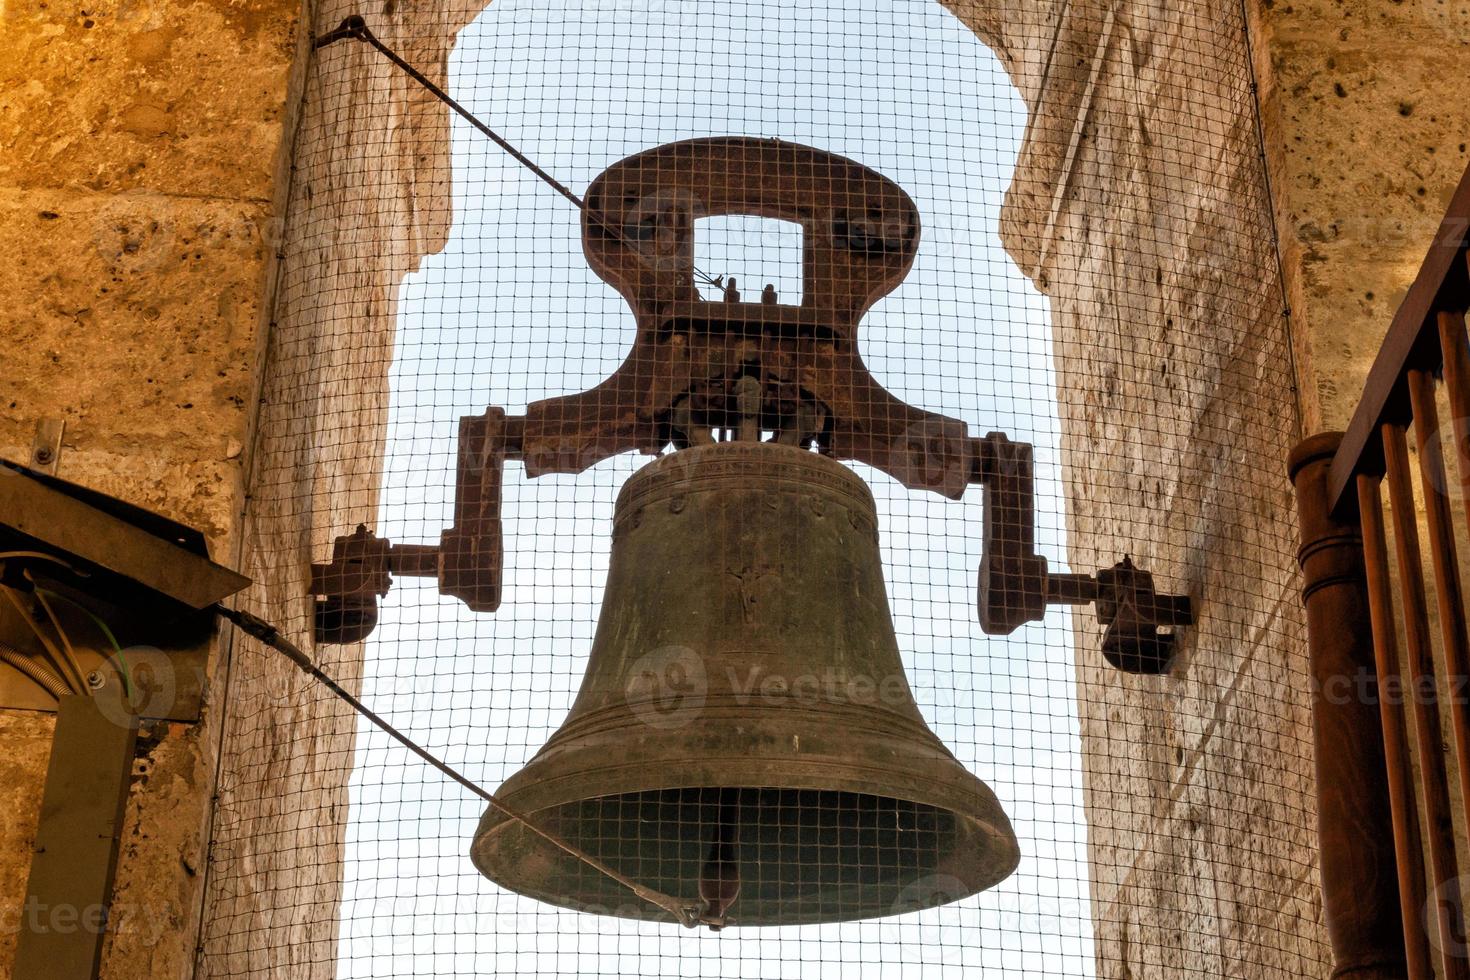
[1291,432,1408,979]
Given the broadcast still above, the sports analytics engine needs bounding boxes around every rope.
[212,603,706,928]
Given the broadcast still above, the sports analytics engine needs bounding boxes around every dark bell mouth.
[471,438,1019,926]
[477,786,999,927]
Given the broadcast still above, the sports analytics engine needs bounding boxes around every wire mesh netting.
[200,0,1324,976]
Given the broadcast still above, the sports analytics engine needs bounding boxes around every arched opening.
[208,0,1324,976]
[345,0,1085,976]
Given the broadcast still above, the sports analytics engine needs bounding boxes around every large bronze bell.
[472,441,1018,927]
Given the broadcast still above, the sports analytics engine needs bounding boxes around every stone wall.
[1247,0,1470,436]
[0,0,307,976]
[955,0,1331,974]
[193,2,477,975]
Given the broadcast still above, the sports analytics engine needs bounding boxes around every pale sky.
[338,1,1093,976]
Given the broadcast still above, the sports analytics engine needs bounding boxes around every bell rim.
[471,774,1020,927]
[476,764,1018,852]
[471,745,1020,926]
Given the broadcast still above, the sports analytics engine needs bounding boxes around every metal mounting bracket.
[11,695,138,980]
[0,458,252,717]
[30,418,64,475]
[308,138,1195,670]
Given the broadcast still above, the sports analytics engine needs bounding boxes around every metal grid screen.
[200,0,1325,976]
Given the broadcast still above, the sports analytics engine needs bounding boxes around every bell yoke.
[308,137,1194,927]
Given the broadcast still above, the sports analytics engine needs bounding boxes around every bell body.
[472,441,1018,926]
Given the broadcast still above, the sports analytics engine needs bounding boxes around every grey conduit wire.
[0,639,71,700]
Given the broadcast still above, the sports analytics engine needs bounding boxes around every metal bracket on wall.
[0,458,252,718]
[972,432,1195,672]
[0,460,253,977]
[11,695,138,980]
[30,418,64,475]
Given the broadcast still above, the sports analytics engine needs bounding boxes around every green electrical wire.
[35,589,131,701]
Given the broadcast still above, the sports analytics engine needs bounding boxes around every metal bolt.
[86,670,105,691]
[33,447,53,465]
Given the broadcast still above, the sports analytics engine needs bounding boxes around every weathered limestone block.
[0,712,56,971]
[0,0,305,976]
[1088,723,1323,977]
[99,722,217,979]
[945,0,1330,972]
[0,188,271,539]
[0,0,302,201]
[1248,0,1470,432]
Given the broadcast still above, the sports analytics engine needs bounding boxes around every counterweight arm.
[967,432,1194,673]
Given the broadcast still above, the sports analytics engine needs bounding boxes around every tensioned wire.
[313,15,729,293]
[214,602,707,926]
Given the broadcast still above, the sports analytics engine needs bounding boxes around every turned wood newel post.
[1290,432,1407,979]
